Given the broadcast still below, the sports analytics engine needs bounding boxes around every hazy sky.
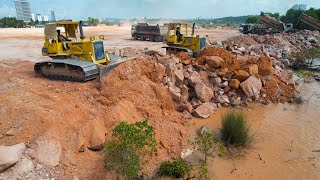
[1,0,320,20]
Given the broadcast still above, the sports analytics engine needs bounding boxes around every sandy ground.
[0,26,239,62]
[0,26,320,179]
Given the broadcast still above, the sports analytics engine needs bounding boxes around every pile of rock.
[222,30,320,66]
[154,47,295,119]
[0,142,59,179]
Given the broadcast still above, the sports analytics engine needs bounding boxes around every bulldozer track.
[34,59,99,82]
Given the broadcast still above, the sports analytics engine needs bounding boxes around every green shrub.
[159,159,191,178]
[293,95,304,104]
[104,119,156,179]
[221,110,252,147]
[297,70,315,79]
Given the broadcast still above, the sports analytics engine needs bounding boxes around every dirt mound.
[222,35,258,49]
[96,58,173,113]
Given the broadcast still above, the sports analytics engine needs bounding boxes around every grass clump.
[221,110,252,147]
[158,159,191,178]
[293,95,304,104]
[297,70,315,79]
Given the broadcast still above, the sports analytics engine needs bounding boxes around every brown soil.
[197,46,242,71]
[261,74,295,103]
[0,58,188,179]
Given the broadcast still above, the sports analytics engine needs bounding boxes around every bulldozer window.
[169,30,175,36]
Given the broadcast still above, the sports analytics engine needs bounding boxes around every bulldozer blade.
[98,56,137,82]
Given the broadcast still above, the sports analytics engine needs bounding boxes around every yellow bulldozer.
[34,21,131,82]
[163,23,207,57]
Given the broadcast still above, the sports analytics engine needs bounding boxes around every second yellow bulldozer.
[34,21,131,82]
[163,23,207,57]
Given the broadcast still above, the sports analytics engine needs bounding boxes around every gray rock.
[168,86,181,102]
[195,82,214,103]
[281,59,290,67]
[31,135,61,167]
[182,110,193,119]
[240,76,262,98]
[0,143,26,173]
[220,81,229,88]
[211,77,222,84]
[174,69,184,86]
[180,85,189,102]
[192,102,217,119]
[216,95,230,104]
[188,71,202,87]
[35,164,42,171]
[231,97,241,106]
[16,158,34,175]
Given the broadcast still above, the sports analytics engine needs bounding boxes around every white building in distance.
[43,15,49,22]
[36,14,42,22]
[14,0,32,21]
[50,11,56,22]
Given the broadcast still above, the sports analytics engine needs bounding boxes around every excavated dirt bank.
[0,59,188,179]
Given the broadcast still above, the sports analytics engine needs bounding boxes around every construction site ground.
[0,26,320,179]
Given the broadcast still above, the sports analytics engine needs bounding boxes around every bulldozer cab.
[44,22,78,42]
[164,22,207,57]
[166,23,189,45]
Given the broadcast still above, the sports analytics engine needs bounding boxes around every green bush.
[293,95,304,104]
[104,119,156,179]
[159,159,191,178]
[221,110,252,147]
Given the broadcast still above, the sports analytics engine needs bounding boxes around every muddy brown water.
[190,81,320,179]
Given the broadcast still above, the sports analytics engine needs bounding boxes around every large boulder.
[192,103,217,119]
[174,68,184,86]
[180,85,189,102]
[240,76,262,98]
[175,101,193,113]
[188,71,202,87]
[87,120,106,151]
[168,85,181,102]
[205,56,224,68]
[31,135,61,167]
[195,82,214,103]
[165,62,176,84]
[15,157,35,175]
[0,143,26,173]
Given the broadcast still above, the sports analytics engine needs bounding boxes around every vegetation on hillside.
[104,119,156,179]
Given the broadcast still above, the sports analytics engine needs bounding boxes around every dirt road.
[0,26,239,62]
